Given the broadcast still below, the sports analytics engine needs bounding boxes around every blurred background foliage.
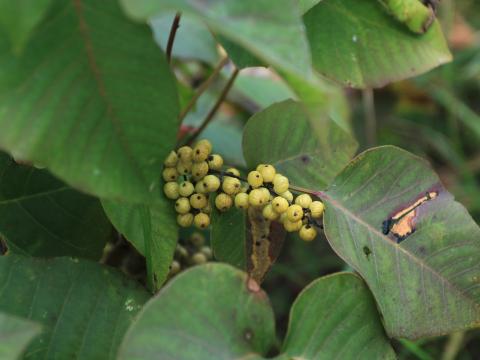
[117,0,480,358]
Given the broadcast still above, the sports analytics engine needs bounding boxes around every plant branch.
[179,56,229,121]
[166,12,181,64]
[184,67,240,146]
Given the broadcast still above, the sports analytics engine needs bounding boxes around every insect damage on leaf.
[382,190,438,242]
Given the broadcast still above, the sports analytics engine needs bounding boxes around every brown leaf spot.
[247,277,261,293]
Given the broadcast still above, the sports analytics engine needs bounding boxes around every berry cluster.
[163,139,325,242]
[169,233,212,277]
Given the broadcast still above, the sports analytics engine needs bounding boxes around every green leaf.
[0,312,41,360]
[0,255,150,360]
[150,13,218,64]
[0,0,52,54]
[120,0,313,79]
[102,199,178,290]
[0,0,179,204]
[304,0,452,88]
[118,263,276,360]
[318,146,480,338]
[243,99,357,190]
[0,152,111,259]
[282,272,395,359]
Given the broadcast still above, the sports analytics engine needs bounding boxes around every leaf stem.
[166,12,181,64]
[184,67,240,146]
[178,56,229,122]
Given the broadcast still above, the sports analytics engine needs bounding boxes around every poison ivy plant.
[304,0,452,88]
[318,146,480,338]
[119,264,394,359]
[0,255,149,359]
[102,200,177,291]
[0,152,111,259]
[0,0,179,204]
[0,312,41,360]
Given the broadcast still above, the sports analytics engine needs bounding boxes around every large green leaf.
[0,0,52,54]
[120,0,313,79]
[119,264,394,359]
[318,146,480,338]
[0,312,41,360]
[102,199,178,290]
[304,0,452,88]
[282,272,395,359]
[243,99,357,190]
[0,0,179,204]
[0,255,150,359]
[0,152,111,259]
[119,263,276,360]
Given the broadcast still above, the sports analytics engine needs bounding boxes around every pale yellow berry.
[256,164,266,171]
[208,154,224,170]
[260,187,271,201]
[273,174,289,194]
[235,193,250,210]
[190,193,208,209]
[179,181,195,197]
[191,161,209,180]
[192,252,208,265]
[215,193,233,212]
[175,197,191,214]
[225,168,240,177]
[169,260,181,275]
[190,233,205,247]
[175,244,188,258]
[162,167,178,182]
[295,194,312,209]
[280,190,294,202]
[222,176,241,195]
[284,219,302,232]
[203,174,221,192]
[299,225,317,241]
[249,189,267,207]
[164,151,178,167]
[177,213,194,227]
[200,246,212,259]
[177,146,193,163]
[272,196,289,213]
[310,201,325,218]
[164,182,179,199]
[195,181,207,194]
[257,164,276,183]
[262,204,279,221]
[176,160,192,176]
[194,213,210,229]
[192,140,211,162]
[287,204,303,222]
[247,170,263,188]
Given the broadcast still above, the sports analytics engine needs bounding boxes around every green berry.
[272,196,289,213]
[179,181,195,197]
[262,204,279,221]
[215,193,233,212]
[177,146,193,163]
[309,201,325,218]
[195,181,207,194]
[235,193,250,210]
[191,161,209,180]
[194,213,210,229]
[299,224,317,241]
[177,213,194,227]
[208,154,224,170]
[192,252,208,265]
[200,246,213,260]
[247,170,263,188]
[257,164,276,183]
[190,233,205,247]
[287,204,303,222]
[295,194,312,209]
[164,182,179,199]
[249,188,267,207]
[222,176,241,195]
[283,219,302,232]
[190,193,208,209]
[164,151,178,167]
[273,174,289,194]
[203,174,221,192]
[192,140,211,162]
[175,197,191,214]
[176,161,192,176]
[225,167,240,177]
[162,167,178,182]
